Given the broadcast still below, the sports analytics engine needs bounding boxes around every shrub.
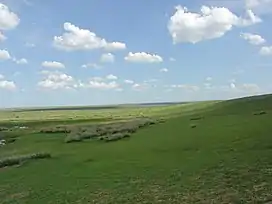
[190,124,197,128]
[64,134,82,143]
[40,126,71,134]
[29,152,51,159]
[6,138,16,144]
[190,116,203,121]
[104,132,131,142]
[253,111,267,115]
[0,127,8,132]
[0,152,51,168]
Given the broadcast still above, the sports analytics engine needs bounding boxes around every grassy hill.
[0,94,271,203]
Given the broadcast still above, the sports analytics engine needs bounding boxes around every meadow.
[0,95,271,204]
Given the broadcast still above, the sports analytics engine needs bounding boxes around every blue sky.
[0,0,272,108]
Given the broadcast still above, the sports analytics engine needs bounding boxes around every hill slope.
[0,94,271,203]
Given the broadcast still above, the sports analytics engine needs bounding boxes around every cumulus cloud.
[0,80,16,90]
[124,79,134,84]
[240,32,265,45]
[245,0,272,13]
[160,68,168,72]
[230,82,236,89]
[0,3,20,30]
[81,63,101,69]
[168,5,261,44]
[171,84,200,92]
[259,46,272,55]
[38,71,75,90]
[106,74,118,80]
[0,49,11,60]
[125,52,163,63]
[100,53,115,63]
[0,74,16,90]
[132,83,149,91]
[41,61,65,69]
[53,22,127,52]
[53,22,106,51]
[87,80,119,90]
[104,42,126,51]
[13,58,28,64]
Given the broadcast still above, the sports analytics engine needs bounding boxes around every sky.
[0,0,272,108]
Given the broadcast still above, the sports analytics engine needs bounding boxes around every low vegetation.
[40,126,71,134]
[0,94,271,203]
[0,152,51,168]
[64,118,160,143]
[253,110,267,115]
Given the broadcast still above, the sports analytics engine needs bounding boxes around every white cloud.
[0,31,6,41]
[125,52,163,63]
[13,58,28,64]
[0,3,20,30]
[81,63,101,69]
[0,74,16,90]
[106,74,118,80]
[100,53,115,63]
[0,49,11,60]
[38,71,75,90]
[245,0,272,13]
[132,83,146,91]
[53,22,107,51]
[230,83,236,89]
[237,9,262,26]
[0,80,16,90]
[53,22,126,52]
[104,42,126,51]
[240,33,265,45]
[124,79,134,84]
[259,46,272,55]
[41,61,65,69]
[87,80,119,90]
[171,84,200,92]
[246,0,262,8]
[168,5,261,44]
[160,68,168,72]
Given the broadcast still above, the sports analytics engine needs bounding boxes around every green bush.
[0,152,51,168]
[6,138,16,144]
[40,126,71,134]
[64,118,158,144]
[64,134,82,143]
[0,127,8,132]
[190,116,203,121]
[253,110,267,115]
[190,124,197,128]
[104,132,131,142]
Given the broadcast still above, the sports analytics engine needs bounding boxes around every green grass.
[0,95,271,203]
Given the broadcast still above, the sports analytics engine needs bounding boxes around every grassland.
[0,95,271,203]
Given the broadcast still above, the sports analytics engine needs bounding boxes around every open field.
[0,94,272,203]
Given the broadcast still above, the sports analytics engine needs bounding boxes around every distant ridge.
[4,101,193,112]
